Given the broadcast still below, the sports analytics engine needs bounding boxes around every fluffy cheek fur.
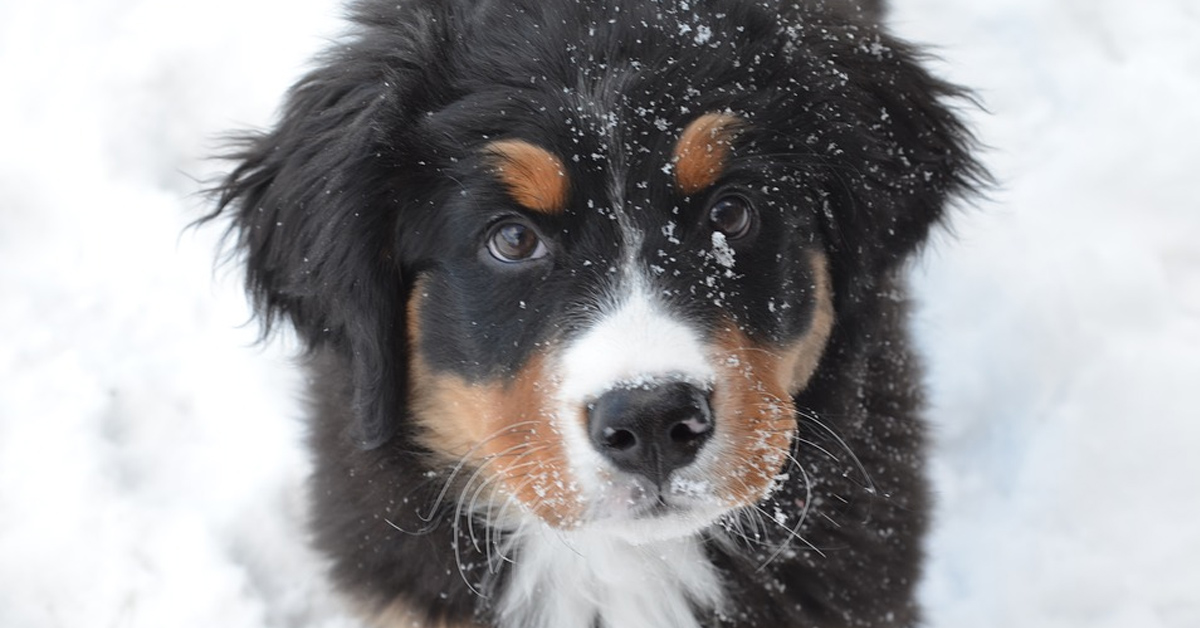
[707,253,836,509]
[408,349,583,527]
[406,254,834,534]
[407,285,583,528]
[705,326,803,508]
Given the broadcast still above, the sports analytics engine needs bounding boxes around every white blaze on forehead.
[557,276,715,403]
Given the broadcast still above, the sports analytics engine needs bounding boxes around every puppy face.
[212,0,978,551]
[401,100,837,539]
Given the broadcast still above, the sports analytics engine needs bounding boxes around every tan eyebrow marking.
[485,139,570,214]
[672,112,744,195]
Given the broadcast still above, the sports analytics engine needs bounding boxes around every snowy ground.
[2,0,1198,626]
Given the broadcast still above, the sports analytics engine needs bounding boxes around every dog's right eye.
[708,195,755,240]
[486,221,548,263]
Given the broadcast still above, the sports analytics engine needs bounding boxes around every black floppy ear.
[805,25,985,294]
[206,52,422,449]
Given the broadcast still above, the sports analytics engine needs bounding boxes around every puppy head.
[210,0,980,541]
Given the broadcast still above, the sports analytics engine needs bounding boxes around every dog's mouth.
[572,470,730,541]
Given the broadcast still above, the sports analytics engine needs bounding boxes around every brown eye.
[487,221,548,262]
[708,195,754,239]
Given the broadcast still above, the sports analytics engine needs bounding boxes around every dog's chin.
[573,476,728,545]
[582,508,723,545]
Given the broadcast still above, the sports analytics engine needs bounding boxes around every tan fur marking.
[485,139,569,214]
[673,113,743,195]
[406,281,582,528]
[786,252,836,394]
[709,326,798,508]
[709,252,836,506]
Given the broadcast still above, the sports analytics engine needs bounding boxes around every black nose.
[586,381,714,485]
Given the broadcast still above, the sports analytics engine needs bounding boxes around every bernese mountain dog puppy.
[208,0,982,626]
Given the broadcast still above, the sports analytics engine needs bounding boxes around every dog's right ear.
[203,10,448,449]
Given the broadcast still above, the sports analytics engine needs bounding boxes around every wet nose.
[586,381,714,485]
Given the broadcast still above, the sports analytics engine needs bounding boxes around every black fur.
[207,0,982,626]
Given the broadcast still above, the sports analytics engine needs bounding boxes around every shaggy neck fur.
[498,526,724,628]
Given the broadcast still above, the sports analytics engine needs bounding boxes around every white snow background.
[1,0,1197,626]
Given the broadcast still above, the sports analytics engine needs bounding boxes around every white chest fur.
[497,528,725,628]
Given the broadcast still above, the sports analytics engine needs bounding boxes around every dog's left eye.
[708,195,755,240]
[486,221,548,263]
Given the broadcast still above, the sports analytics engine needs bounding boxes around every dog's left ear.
[808,26,985,289]
[206,56,426,449]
